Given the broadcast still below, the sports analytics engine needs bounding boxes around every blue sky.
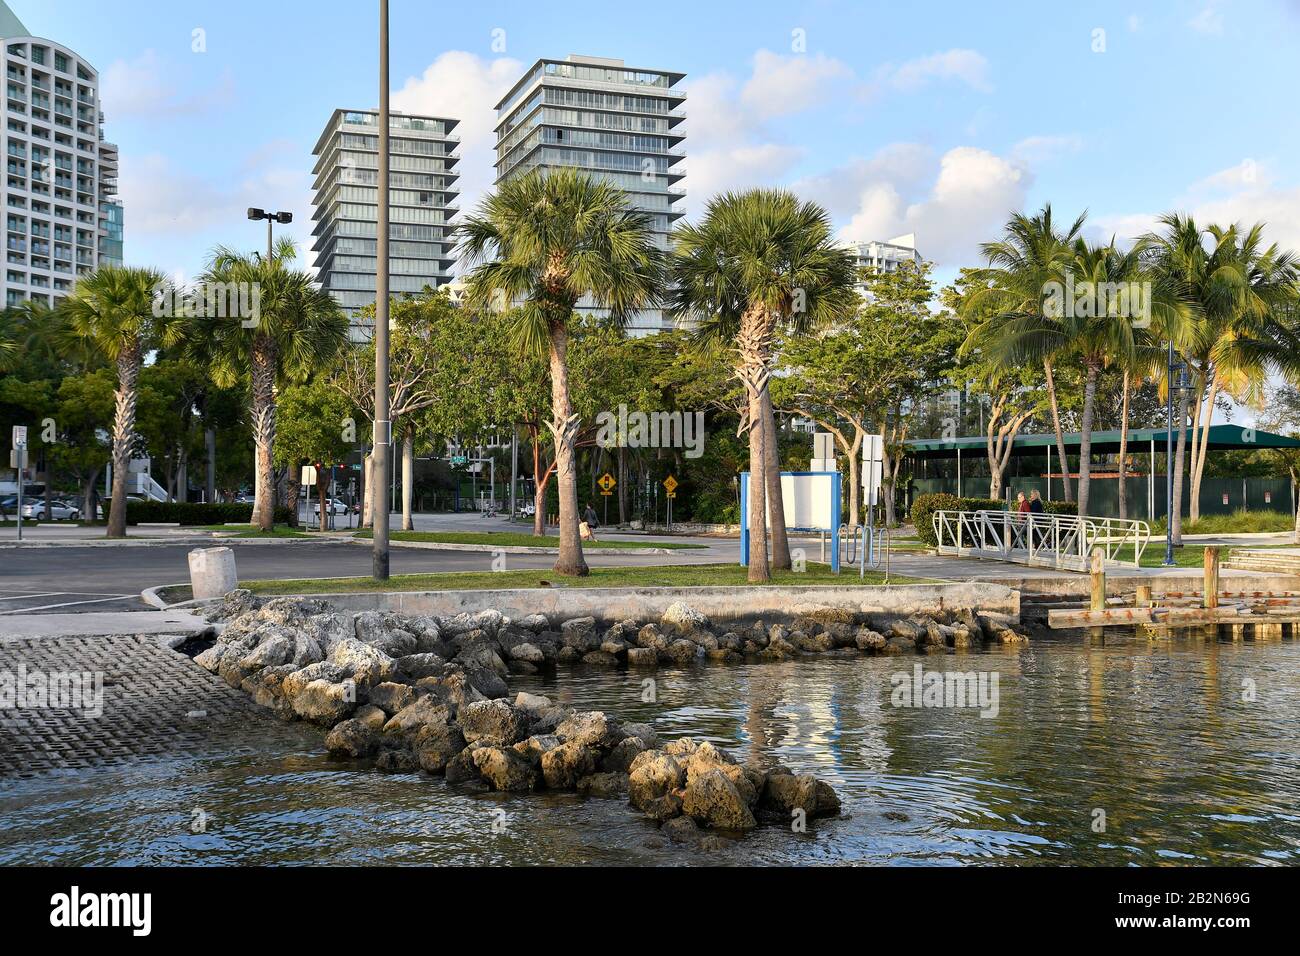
[30,0,1300,288]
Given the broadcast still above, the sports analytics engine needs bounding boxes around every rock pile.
[192,591,1023,839]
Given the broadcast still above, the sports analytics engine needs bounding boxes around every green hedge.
[1044,501,1077,516]
[106,501,294,526]
[911,493,1006,546]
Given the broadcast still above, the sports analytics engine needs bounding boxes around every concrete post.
[188,547,238,600]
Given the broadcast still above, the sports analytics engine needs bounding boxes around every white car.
[20,499,81,520]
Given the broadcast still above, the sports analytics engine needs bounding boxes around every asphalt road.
[0,539,724,614]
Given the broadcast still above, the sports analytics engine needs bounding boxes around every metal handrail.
[931,509,1150,571]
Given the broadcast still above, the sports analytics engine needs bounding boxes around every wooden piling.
[1090,548,1106,612]
[1203,547,1220,609]
[1135,584,1152,607]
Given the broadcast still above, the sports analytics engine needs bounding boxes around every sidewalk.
[0,610,210,642]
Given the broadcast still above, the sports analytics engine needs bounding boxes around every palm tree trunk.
[846,427,862,528]
[1190,371,1219,524]
[547,321,588,576]
[318,474,329,531]
[1044,359,1074,503]
[361,452,373,528]
[737,307,771,583]
[531,428,545,536]
[1171,382,1190,545]
[617,446,627,525]
[762,388,791,570]
[1117,370,1131,520]
[1077,361,1100,516]
[250,338,277,532]
[401,428,414,531]
[107,343,141,539]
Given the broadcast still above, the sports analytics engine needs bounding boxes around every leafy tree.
[275,379,354,529]
[670,189,857,581]
[458,168,664,575]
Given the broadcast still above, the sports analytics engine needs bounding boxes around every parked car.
[20,499,81,520]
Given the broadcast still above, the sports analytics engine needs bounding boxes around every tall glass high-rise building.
[493,54,685,334]
[1,1,123,308]
[311,108,461,337]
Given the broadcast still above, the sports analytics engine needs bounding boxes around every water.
[3,632,1300,866]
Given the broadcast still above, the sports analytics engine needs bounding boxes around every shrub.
[911,493,1007,545]
[106,500,294,526]
[1044,501,1077,516]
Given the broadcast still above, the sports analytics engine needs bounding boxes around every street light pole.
[246,208,293,262]
[1164,339,1177,566]
[372,0,392,580]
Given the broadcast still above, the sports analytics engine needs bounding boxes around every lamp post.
[372,0,392,580]
[246,207,292,260]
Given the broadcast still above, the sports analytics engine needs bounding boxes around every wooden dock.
[1047,547,1300,637]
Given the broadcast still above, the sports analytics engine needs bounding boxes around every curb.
[358,538,697,556]
[0,534,355,550]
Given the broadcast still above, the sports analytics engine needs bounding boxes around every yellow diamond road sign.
[598,472,616,493]
[663,474,678,494]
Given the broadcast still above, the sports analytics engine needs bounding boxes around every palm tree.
[0,307,16,372]
[669,189,857,583]
[61,266,176,537]
[457,168,664,576]
[964,204,1086,503]
[190,238,348,531]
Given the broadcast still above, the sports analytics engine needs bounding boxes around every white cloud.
[1189,5,1225,35]
[794,144,1030,266]
[739,49,855,117]
[117,142,315,267]
[1010,134,1084,165]
[101,50,234,118]
[1127,14,1143,32]
[392,51,523,222]
[871,49,993,96]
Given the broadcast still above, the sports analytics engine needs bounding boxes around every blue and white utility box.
[738,470,843,573]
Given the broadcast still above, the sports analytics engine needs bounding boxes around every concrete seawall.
[244,582,1020,627]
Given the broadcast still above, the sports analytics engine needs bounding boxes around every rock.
[635,624,669,651]
[444,745,485,785]
[662,601,710,634]
[718,632,743,651]
[627,647,658,667]
[621,723,660,749]
[213,588,257,621]
[383,696,452,737]
[458,699,527,746]
[680,628,719,651]
[291,679,356,726]
[628,751,685,820]
[413,671,486,716]
[282,661,347,700]
[517,613,550,633]
[456,641,510,678]
[791,630,835,653]
[556,711,624,749]
[556,646,581,664]
[602,735,649,773]
[661,815,726,849]
[681,767,756,831]
[374,747,420,774]
[193,643,226,673]
[507,660,539,675]
[514,691,552,713]
[560,617,599,651]
[306,613,354,654]
[368,681,415,716]
[328,637,395,687]
[598,638,630,657]
[240,663,296,710]
[290,633,325,667]
[883,636,915,655]
[581,650,619,667]
[527,705,571,735]
[257,597,326,626]
[920,621,947,647]
[237,632,295,671]
[353,704,388,731]
[509,642,545,664]
[660,639,701,666]
[412,721,466,774]
[888,619,921,641]
[512,734,561,765]
[759,634,797,661]
[662,737,700,759]
[792,605,856,627]
[761,770,842,818]
[472,746,538,791]
[854,628,886,652]
[706,648,743,664]
[462,665,510,701]
[577,772,629,797]
[325,718,379,758]
[395,652,449,680]
[541,740,599,789]
[683,742,761,808]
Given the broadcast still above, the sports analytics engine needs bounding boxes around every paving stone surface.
[0,634,265,778]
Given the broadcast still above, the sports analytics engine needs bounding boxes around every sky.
[25,0,1300,291]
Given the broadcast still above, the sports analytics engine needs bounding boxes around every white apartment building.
[2,2,123,309]
[311,108,461,336]
[493,54,685,335]
[846,233,922,286]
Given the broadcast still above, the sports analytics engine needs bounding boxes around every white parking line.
[0,594,138,614]
[0,591,64,603]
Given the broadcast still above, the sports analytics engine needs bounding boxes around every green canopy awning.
[906,425,1300,460]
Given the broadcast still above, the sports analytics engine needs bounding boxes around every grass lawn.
[351,529,706,550]
[244,562,928,595]
[1148,509,1294,535]
[197,524,312,538]
[1109,542,1295,568]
